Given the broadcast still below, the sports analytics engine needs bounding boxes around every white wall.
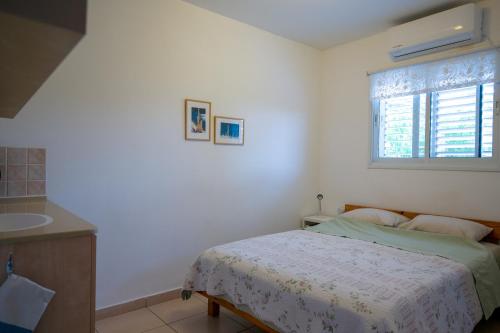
[0,0,321,308]
[319,0,500,221]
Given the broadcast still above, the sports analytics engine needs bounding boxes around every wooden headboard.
[344,204,500,243]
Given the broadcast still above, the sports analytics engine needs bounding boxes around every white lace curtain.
[370,49,499,100]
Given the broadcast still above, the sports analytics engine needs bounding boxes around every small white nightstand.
[302,215,334,228]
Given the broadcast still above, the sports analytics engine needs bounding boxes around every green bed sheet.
[307,217,500,319]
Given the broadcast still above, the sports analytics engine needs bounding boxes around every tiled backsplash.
[0,147,46,197]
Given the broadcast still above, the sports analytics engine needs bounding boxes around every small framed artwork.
[185,99,211,141]
[214,116,244,145]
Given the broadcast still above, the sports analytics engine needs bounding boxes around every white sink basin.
[0,213,53,232]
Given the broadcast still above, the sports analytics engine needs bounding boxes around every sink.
[0,213,53,232]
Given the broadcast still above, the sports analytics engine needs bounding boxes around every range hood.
[0,0,87,118]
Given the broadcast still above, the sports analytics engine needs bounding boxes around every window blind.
[482,83,495,157]
[370,49,499,100]
[379,95,414,158]
[430,86,478,157]
[379,94,426,158]
[429,83,495,158]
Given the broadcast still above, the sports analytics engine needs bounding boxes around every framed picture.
[214,116,244,145]
[185,99,211,141]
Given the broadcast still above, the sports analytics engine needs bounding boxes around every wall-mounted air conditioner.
[388,3,482,61]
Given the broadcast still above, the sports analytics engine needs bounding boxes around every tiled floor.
[96,293,500,333]
[95,293,264,333]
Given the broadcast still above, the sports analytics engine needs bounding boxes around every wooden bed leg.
[208,298,220,317]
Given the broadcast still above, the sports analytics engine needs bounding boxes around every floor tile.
[221,308,253,328]
[192,292,208,303]
[96,308,164,333]
[149,297,206,324]
[144,326,177,333]
[169,313,245,333]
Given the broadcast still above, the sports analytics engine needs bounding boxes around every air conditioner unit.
[388,3,482,61]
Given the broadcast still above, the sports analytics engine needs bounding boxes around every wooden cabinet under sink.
[0,234,96,333]
[0,198,96,333]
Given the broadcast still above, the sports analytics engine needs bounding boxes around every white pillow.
[340,208,410,227]
[405,215,492,241]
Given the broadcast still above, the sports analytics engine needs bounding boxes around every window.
[378,94,425,158]
[370,50,500,171]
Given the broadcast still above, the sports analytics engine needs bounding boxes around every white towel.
[0,274,55,333]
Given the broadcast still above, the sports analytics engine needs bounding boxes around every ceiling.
[182,0,474,50]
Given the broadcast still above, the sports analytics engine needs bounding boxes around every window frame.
[369,82,500,172]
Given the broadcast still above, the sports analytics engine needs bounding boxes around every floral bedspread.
[183,230,482,333]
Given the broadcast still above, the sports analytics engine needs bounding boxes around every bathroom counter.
[0,197,96,243]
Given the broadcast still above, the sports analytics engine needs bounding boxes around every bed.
[183,204,500,333]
